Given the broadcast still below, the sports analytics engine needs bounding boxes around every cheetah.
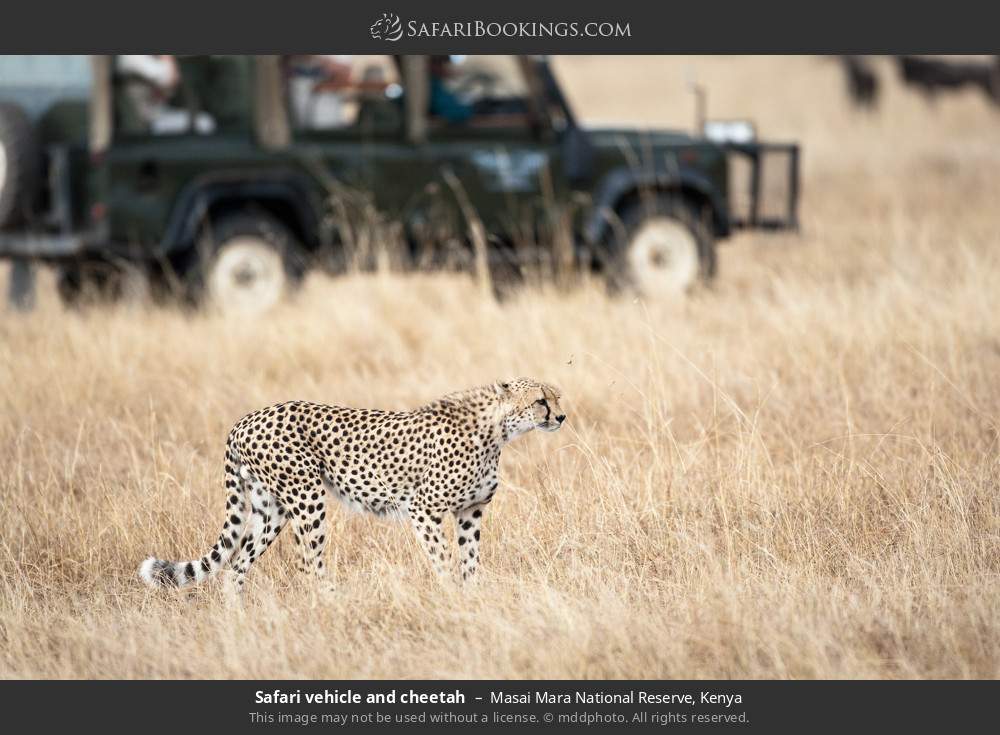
[139,378,565,592]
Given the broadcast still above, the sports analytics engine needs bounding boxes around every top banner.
[0,0,997,53]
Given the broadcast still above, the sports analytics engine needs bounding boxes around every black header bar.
[0,0,997,53]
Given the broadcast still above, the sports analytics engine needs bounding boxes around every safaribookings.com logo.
[370,14,631,41]
[370,13,404,41]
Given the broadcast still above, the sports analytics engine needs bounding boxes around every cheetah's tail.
[138,446,251,589]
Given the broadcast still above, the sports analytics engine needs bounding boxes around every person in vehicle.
[428,55,474,124]
[116,55,214,134]
[286,55,393,130]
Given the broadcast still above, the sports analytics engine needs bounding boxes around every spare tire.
[0,103,41,229]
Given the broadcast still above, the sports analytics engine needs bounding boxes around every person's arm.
[315,56,353,89]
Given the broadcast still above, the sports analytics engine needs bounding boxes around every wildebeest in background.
[838,55,1000,109]
[841,56,880,109]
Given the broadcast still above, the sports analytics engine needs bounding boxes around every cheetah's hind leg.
[221,475,287,598]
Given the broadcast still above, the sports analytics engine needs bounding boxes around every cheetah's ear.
[493,381,511,397]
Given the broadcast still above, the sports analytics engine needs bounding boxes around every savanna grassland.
[1,56,999,678]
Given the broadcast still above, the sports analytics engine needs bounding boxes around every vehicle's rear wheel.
[191,212,305,314]
[0,103,41,229]
[608,194,716,296]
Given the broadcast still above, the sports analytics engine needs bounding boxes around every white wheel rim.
[206,237,287,314]
[627,217,700,295]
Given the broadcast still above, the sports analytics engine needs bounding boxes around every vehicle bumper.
[0,230,96,260]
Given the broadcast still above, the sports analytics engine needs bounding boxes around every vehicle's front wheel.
[609,194,716,296]
[191,213,305,314]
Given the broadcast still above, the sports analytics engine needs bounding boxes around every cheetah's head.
[495,378,565,440]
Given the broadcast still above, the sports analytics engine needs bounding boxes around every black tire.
[187,211,306,313]
[606,193,716,296]
[0,103,41,229]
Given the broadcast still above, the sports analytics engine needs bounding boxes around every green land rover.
[0,55,799,311]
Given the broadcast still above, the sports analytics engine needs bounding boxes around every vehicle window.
[114,55,252,137]
[0,55,91,119]
[285,55,402,134]
[428,55,533,128]
[0,54,91,87]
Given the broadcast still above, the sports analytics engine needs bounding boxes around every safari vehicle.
[0,55,799,310]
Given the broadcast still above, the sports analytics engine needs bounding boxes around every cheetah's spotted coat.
[139,379,565,591]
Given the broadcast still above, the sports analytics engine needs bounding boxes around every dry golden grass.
[2,56,999,679]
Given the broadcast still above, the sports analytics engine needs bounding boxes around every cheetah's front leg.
[408,501,450,578]
[454,504,486,581]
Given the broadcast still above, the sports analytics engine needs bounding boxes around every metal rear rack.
[725,142,800,231]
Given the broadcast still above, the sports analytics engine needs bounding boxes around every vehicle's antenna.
[685,67,706,137]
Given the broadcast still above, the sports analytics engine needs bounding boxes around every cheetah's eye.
[536,398,548,407]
